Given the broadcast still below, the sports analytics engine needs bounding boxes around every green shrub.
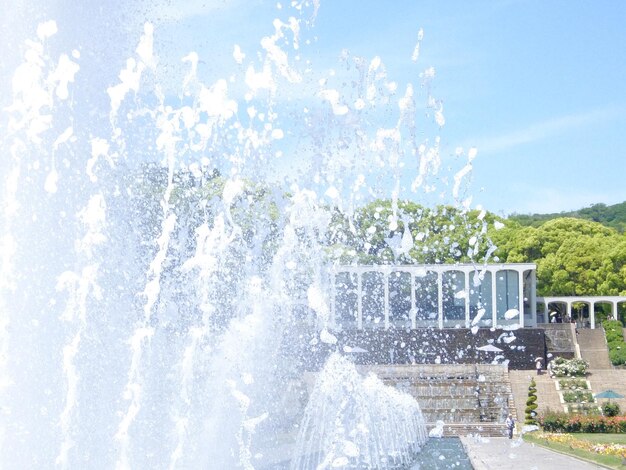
[604,320,624,341]
[540,410,568,432]
[609,348,626,366]
[525,378,538,425]
[603,402,621,417]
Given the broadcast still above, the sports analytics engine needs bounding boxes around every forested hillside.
[509,201,626,233]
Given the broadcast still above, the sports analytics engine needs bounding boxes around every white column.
[384,271,390,329]
[357,272,363,329]
[567,301,572,324]
[492,269,498,328]
[330,272,336,327]
[464,269,470,328]
[590,301,595,329]
[518,269,525,328]
[410,273,416,329]
[437,270,444,329]
[528,269,537,326]
[614,301,619,321]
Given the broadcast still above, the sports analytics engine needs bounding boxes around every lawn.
[574,433,626,445]
[523,432,626,469]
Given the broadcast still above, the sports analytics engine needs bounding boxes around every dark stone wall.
[286,327,547,371]
[543,323,576,359]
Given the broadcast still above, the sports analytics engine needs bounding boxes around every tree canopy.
[327,199,501,265]
[489,217,626,296]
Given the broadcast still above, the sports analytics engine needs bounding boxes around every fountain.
[292,353,427,469]
[0,1,484,468]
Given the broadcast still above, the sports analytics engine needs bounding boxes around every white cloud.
[469,106,622,156]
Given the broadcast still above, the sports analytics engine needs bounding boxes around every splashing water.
[0,2,483,468]
[291,353,427,469]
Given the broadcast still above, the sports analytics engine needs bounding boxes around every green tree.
[492,217,626,297]
[599,238,626,295]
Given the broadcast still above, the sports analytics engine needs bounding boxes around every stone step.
[581,350,612,369]
[359,363,509,377]
[577,328,607,348]
[395,386,507,394]
[427,423,508,438]
[422,409,504,414]
[368,363,515,428]
[577,329,612,369]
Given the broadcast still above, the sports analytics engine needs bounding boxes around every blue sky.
[3,0,625,216]
[149,0,626,215]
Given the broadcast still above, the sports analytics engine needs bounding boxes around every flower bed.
[535,432,626,458]
[558,378,589,390]
[562,390,594,404]
[540,411,626,433]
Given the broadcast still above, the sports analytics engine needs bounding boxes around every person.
[536,358,542,375]
[505,414,515,439]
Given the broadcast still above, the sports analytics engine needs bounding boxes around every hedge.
[540,412,626,433]
[604,320,626,366]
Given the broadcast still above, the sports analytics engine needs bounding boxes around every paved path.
[460,436,608,470]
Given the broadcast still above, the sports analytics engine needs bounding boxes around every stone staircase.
[577,329,612,369]
[358,364,514,437]
[509,327,620,418]
[508,328,613,419]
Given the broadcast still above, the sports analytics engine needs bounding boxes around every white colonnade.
[537,296,626,329]
[331,263,537,330]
